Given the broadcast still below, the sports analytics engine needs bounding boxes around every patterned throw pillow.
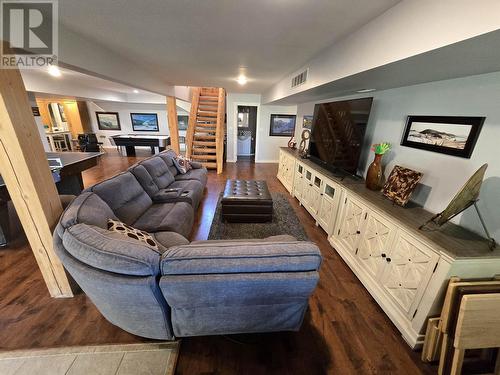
[107,219,159,250]
[172,154,193,174]
[382,165,423,207]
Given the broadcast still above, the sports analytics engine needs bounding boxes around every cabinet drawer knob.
[381,253,386,258]
[356,230,361,234]
[386,257,391,263]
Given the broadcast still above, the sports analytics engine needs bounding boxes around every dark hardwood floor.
[0,150,437,374]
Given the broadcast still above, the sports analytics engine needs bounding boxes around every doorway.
[237,105,257,162]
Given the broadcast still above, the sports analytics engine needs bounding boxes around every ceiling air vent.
[291,69,308,88]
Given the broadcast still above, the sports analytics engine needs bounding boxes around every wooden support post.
[166,96,180,154]
[216,88,225,174]
[0,65,73,298]
[185,87,201,159]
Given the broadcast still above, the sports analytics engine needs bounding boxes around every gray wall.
[296,71,500,242]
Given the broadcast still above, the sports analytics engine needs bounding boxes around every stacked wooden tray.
[422,277,500,374]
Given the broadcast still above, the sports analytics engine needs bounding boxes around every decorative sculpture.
[299,129,310,158]
[419,163,496,250]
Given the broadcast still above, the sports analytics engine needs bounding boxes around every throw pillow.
[107,219,159,250]
[173,154,193,174]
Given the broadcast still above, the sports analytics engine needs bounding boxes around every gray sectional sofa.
[53,150,322,340]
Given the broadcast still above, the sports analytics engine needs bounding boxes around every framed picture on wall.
[401,115,485,158]
[269,114,296,137]
[96,112,121,131]
[131,113,159,132]
[302,115,313,129]
[178,115,189,130]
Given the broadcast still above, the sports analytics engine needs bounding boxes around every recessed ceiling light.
[48,65,61,77]
[133,89,139,93]
[356,88,376,93]
[236,75,247,85]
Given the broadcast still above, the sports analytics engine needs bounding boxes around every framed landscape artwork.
[269,114,296,136]
[96,112,121,131]
[401,115,485,158]
[131,113,159,131]
[302,115,313,129]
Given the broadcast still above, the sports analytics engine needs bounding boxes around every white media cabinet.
[277,147,500,348]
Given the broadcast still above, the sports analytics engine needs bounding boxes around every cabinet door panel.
[294,171,303,199]
[379,232,439,316]
[317,198,335,234]
[337,197,365,254]
[357,212,396,279]
[310,188,321,215]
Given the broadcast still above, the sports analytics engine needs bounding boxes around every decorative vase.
[366,153,383,190]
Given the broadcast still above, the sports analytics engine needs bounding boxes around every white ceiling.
[58,0,401,93]
[21,66,168,103]
[269,29,500,104]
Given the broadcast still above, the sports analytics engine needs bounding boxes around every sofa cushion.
[107,219,159,251]
[133,201,194,238]
[161,240,322,275]
[153,231,190,251]
[89,172,152,224]
[62,223,161,276]
[59,192,117,236]
[129,164,160,197]
[139,157,175,189]
[174,167,208,186]
[158,150,178,177]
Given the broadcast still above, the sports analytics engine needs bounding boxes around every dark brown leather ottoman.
[221,180,273,222]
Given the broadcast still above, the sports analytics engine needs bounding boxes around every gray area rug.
[208,193,308,240]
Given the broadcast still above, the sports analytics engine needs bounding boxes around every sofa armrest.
[62,223,161,276]
[160,240,321,275]
[190,161,203,169]
[151,188,182,203]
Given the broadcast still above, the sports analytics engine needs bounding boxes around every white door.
[356,212,396,279]
[337,197,366,255]
[379,232,439,317]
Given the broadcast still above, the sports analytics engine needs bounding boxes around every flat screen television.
[308,97,373,176]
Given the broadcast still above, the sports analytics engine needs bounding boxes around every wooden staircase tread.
[191,154,217,160]
[196,122,217,125]
[193,148,217,154]
[193,141,216,146]
[202,162,217,169]
[197,111,218,117]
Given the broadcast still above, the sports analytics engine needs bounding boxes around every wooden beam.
[216,88,225,174]
[166,96,180,154]
[0,64,73,298]
[186,87,201,159]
